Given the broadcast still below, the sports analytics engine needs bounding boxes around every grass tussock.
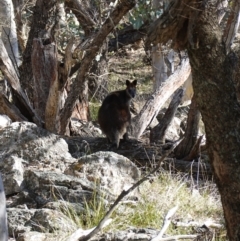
[70,170,224,239]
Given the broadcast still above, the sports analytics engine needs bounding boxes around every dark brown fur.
[98,80,137,149]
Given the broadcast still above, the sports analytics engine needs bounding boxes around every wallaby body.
[98,80,137,149]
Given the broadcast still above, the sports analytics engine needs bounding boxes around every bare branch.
[0,39,42,125]
[145,0,202,50]
[131,58,191,139]
[151,205,179,241]
[65,0,96,36]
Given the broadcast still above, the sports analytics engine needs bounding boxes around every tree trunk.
[174,95,200,159]
[188,23,240,241]
[19,0,57,106]
[0,39,41,125]
[150,88,184,144]
[145,1,240,239]
[88,41,109,101]
[31,39,58,123]
[0,0,21,69]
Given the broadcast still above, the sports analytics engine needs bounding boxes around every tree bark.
[0,93,28,122]
[131,58,191,139]
[59,0,136,135]
[0,39,41,125]
[19,0,57,106]
[188,23,240,241]
[31,39,58,124]
[146,0,240,239]
[0,0,21,68]
[150,88,184,144]
[174,95,200,159]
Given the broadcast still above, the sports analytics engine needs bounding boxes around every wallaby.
[98,79,137,149]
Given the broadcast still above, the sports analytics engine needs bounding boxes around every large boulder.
[0,122,76,195]
[65,151,141,197]
[0,121,141,239]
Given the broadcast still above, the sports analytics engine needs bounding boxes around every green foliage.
[129,0,163,29]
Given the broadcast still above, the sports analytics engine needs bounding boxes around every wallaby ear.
[126,80,130,86]
[133,79,137,86]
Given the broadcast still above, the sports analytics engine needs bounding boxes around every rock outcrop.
[0,122,141,240]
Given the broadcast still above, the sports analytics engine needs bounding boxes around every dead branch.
[145,0,202,50]
[131,58,190,139]
[66,219,112,241]
[150,88,184,144]
[184,135,203,161]
[155,235,197,240]
[174,220,223,229]
[174,95,200,159]
[151,205,178,241]
[65,0,96,36]
[0,93,28,122]
[0,39,41,126]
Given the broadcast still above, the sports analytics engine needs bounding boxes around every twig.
[155,234,197,240]
[151,205,178,241]
[77,139,182,241]
[66,219,112,241]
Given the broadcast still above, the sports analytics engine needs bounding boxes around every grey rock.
[0,122,76,195]
[23,170,105,207]
[16,231,57,241]
[0,114,12,129]
[27,208,77,233]
[7,208,35,237]
[0,122,143,239]
[65,151,141,197]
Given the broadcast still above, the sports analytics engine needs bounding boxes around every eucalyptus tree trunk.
[0,0,21,69]
[146,0,240,240]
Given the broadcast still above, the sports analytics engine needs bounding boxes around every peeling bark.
[19,0,58,106]
[0,39,41,125]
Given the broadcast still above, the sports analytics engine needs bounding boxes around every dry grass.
[72,170,225,240]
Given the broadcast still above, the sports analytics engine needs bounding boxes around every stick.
[151,205,178,241]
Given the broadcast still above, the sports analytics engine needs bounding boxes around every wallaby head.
[126,79,137,98]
